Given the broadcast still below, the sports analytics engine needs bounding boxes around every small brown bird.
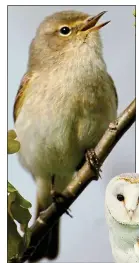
[14,10,118,261]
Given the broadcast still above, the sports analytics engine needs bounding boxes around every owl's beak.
[80,11,110,32]
[128,210,134,220]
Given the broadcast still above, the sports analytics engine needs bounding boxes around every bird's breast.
[15,70,116,178]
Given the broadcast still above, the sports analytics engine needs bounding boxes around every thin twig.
[19,99,136,263]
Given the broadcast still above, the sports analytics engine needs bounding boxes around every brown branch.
[20,99,136,263]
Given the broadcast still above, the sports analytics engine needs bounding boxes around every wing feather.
[13,72,33,122]
[108,74,118,108]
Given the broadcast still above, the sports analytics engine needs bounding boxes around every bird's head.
[105,173,139,226]
[28,10,110,69]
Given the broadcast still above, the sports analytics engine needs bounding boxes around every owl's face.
[105,174,139,225]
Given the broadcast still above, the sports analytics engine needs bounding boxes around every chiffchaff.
[14,10,118,261]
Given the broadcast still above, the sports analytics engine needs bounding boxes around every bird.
[13,10,118,261]
[105,173,139,263]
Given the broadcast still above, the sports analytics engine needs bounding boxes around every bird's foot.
[85,149,102,180]
[109,120,118,131]
[50,175,73,218]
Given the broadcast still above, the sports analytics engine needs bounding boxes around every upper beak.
[127,210,134,220]
[80,11,110,32]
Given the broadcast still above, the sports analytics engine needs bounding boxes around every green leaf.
[8,194,32,225]
[11,204,31,225]
[8,182,32,225]
[8,182,17,193]
[8,182,32,207]
[8,139,20,154]
[133,10,136,17]
[8,130,17,140]
[17,193,32,209]
[8,213,24,261]
[8,188,32,261]
[24,226,32,247]
[133,10,136,27]
[8,192,17,218]
[8,129,20,154]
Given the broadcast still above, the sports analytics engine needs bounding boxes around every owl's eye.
[59,26,71,36]
[117,194,124,201]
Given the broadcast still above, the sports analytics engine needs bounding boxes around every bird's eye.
[59,26,71,36]
[117,194,124,201]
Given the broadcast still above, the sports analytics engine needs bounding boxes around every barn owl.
[105,173,139,263]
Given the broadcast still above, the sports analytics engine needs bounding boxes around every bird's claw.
[51,175,73,218]
[85,149,101,180]
[51,190,73,218]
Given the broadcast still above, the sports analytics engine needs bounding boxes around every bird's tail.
[46,221,60,260]
[29,199,60,262]
[29,222,60,262]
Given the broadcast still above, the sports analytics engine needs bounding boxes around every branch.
[20,99,136,263]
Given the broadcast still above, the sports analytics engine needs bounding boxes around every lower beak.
[80,11,110,32]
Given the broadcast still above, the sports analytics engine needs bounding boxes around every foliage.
[8,130,20,154]
[133,10,136,17]
[8,130,32,262]
[133,10,136,26]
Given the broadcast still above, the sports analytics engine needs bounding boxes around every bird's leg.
[50,175,73,218]
[85,149,102,180]
[75,156,86,171]
[50,174,61,201]
[51,174,67,202]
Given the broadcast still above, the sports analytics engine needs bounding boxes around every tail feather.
[29,222,60,262]
[29,199,60,262]
[45,221,60,260]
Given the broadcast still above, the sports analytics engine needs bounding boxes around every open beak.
[80,11,110,32]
